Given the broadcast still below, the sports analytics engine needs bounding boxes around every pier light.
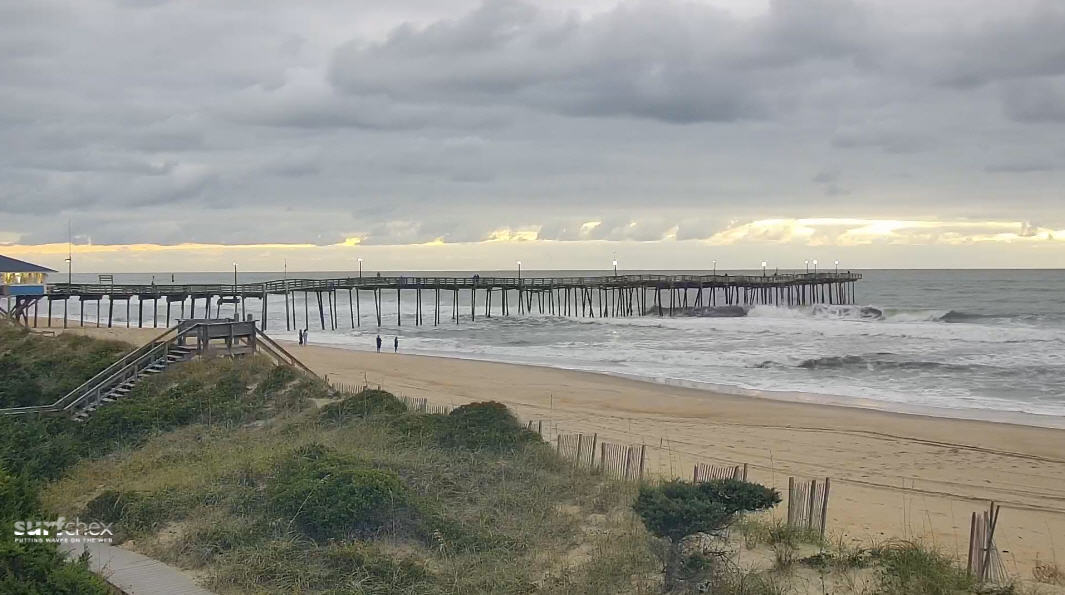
[516,260,522,280]
[357,257,363,278]
[712,259,717,275]
[761,261,767,276]
[233,262,238,287]
[612,259,618,276]
[813,259,818,273]
[804,259,809,273]
[834,260,839,273]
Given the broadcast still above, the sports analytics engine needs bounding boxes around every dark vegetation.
[2,324,1015,594]
[634,479,781,590]
[0,324,127,408]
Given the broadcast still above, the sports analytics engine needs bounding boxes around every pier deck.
[35,272,862,330]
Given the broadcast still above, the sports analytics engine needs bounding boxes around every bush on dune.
[267,444,409,541]
[319,388,407,422]
[436,401,539,451]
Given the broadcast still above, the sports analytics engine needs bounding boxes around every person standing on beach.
[303,329,309,345]
[376,335,382,353]
[298,329,303,345]
[394,336,399,353]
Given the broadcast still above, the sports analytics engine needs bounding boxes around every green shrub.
[82,488,201,539]
[871,541,974,594]
[0,540,110,595]
[0,354,43,408]
[0,416,83,481]
[267,444,408,540]
[635,479,781,590]
[634,479,780,541]
[319,388,407,422]
[174,514,264,568]
[0,324,128,408]
[436,401,538,451]
[324,542,432,591]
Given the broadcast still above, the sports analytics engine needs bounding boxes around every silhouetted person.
[298,329,303,345]
[303,329,309,345]
[376,335,382,353]
[394,336,399,353]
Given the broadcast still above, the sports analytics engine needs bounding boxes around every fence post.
[742,463,749,481]
[576,434,584,465]
[589,433,597,467]
[819,478,831,536]
[599,443,606,471]
[787,477,795,526]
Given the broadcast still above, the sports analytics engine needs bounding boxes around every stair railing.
[253,328,318,377]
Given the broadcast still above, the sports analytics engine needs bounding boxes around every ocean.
[42,269,1065,425]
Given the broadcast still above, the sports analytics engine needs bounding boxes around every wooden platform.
[38,272,862,331]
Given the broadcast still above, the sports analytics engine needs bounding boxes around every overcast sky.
[2,0,1064,271]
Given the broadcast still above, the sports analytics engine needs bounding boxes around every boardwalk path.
[61,541,213,595]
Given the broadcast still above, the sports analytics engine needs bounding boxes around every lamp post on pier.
[612,259,618,277]
[761,261,767,276]
[813,259,818,274]
[834,260,839,274]
[357,257,363,278]
[713,260,717,275]
[804,259,809,273]
[516,260,522,281]
[233,262,238,288]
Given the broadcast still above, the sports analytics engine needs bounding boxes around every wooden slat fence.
[693,462,748,482]
[787,477,831,537]
[400,396,428,412]
[525,420,544,437]
[555,432,599,468]
[967,502,1006,583]
[599,442,646,481]
[426,403,452,415]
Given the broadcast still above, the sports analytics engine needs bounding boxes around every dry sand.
[56,325,1065,580]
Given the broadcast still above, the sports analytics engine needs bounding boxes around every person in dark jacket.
[394,336,399,353]
[376,335,382,353]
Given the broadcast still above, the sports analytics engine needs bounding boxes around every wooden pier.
[36,272,862,330]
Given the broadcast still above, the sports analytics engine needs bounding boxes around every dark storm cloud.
[2,0,1065,249]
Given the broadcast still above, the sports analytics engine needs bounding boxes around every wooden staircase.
[0,319,317,421]
[71,344,195,421]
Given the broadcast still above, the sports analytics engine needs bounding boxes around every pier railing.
[46,272,862,297]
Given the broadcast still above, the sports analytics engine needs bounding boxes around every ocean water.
[42,269,1065,423]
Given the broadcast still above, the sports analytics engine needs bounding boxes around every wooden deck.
[36,272,862,330]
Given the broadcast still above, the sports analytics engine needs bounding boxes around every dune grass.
[42,376,662,594]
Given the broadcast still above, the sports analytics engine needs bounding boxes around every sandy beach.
[56,325,1065,579]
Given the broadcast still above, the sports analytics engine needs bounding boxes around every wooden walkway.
[36,272,862,331]
[60,541,214,595]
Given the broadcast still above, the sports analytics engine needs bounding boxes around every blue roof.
[0,254,56,273]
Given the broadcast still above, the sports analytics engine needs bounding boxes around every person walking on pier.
[376,335,382,353]
[394,336,399,353]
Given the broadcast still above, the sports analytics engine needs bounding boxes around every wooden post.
[807,479,817,530]
[819,477,831,536]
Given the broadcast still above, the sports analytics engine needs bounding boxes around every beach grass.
[6,326,1050,594]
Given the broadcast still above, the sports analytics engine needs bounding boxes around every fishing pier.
[35,272,862,330]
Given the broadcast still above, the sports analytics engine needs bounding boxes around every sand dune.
[58,326,1065,580]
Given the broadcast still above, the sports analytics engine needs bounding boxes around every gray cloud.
[1,0,1065,252]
